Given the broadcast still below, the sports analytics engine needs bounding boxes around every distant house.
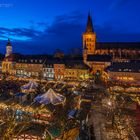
[2,54,19,75]
[43,60,55,80]
[15,55,46,78]
[105,60,140,85]
[86,54,112,73]
[54,59,65,80]
[64,59,90,80]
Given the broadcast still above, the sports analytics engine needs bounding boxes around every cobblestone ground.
[89,104,108,140]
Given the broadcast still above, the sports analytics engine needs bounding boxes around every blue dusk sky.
[0,0,140,54]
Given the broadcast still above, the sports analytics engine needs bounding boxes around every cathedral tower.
[83,13,96,62]
[6,38,12,57]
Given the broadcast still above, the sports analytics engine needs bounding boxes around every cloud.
[109,0,131,11]
[37,22,48,27]
[0,11,139,54]
[0,27,42,40]
[95,23,140,42]
[0,12,85,54]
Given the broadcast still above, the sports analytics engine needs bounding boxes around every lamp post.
[107,100,115,128]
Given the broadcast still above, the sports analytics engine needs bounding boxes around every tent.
[35,88,65,105]
[15,92,27,102]
[68,109,78,119]
[21,81,38,92]
[15,92,26,97]
[110,86,124,92]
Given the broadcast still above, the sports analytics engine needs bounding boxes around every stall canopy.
[15,92,26,97]
[35,88,65,105]
[15,92,27,102]
[68,109,78,119]
[21,81,38,91]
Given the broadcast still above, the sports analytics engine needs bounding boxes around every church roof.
[0,54,4,61]
[96,42,140,49]
[3,54,21,62]
[65,60,89,70]
[3,54,48,63]
[87,54,112,62]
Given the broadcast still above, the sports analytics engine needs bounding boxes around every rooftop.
[106,61,140,72]
[87,54,112,62]
[96,42,140,49]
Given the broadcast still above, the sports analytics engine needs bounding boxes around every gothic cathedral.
[83,13,96,63]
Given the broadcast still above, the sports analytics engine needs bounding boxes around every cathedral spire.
[7,38,12,46]
[86,12,94,33]
[6,38,12,57]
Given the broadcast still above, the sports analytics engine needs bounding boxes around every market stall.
[35,88,66,105]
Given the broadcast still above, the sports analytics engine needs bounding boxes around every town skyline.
[0,0,140,54]
[0,1,140,139]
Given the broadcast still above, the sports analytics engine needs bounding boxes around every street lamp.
[107,101,112,106]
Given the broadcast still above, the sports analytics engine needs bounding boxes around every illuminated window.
[128,77,134,80]
[124,69,128,71]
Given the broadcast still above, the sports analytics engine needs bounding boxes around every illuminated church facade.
[82,14,140,64]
